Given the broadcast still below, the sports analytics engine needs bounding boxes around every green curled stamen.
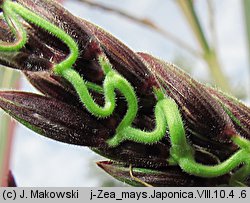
[0,0,250,186]
[0,2,27,51]
[1,0,79,74]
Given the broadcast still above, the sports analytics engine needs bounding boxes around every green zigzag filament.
[2,0,79,74]
[110,96,250,181]
[0,3,27,51]
[107,98,187,147]
[61,67,138,120]
[1,0,250,185]
[178,147,250,178]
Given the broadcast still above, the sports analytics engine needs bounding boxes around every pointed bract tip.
[96,161,230,187]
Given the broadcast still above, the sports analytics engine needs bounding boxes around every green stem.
[176,0,231,93]
[177,0,209,52]
[204,50,230,92]
[0,115,10,186]
[0,69,20,186]
[178,149,249,178]
[243,0,250,70]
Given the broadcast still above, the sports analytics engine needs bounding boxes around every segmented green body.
[1,0,250,186]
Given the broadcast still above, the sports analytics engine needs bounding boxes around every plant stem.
[204,49,229,91]
[244,0,250,65]
[77,0,201,57]
[0,68,20,186]
[243,0,250,99]
[176,0,231,93]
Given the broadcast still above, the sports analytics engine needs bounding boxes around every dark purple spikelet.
[0,18,54,71]
[7,171,16,187]
[0,89,227,169]
[24,71,81,106]
[138,53,237,141]
[0,91,111,147]
[207,88,250,140]
[0,91,170,168]
[96,161,230,187]
[137,53,239,158]
[11,0,157,96]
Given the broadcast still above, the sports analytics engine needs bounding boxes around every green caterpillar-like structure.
[1,0,250,186]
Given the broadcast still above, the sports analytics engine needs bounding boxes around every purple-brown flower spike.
[96,161,230,187]
[0,88,229,169]
[207,87,250,140]
[0,91,174,168]
[7,171,16,187]
[0,91,111,147]
[138,53,239,158]
[0,0,157,97]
